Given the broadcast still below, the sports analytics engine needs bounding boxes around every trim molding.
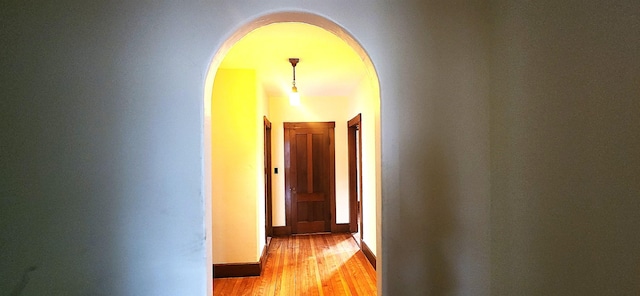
[274,225,349,235]
[347,113,362,234]
[272,226,291,236]
[335,223,350,233]
[361,240,376,270]
[213,244,269,278]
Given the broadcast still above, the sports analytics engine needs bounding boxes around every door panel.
[285,122,335,234]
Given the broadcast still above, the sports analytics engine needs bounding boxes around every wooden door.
[284,122,335,234]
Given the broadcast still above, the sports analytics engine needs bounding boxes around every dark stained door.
[284,122,335,234]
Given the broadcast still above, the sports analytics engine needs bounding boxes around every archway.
[203,11,382,295]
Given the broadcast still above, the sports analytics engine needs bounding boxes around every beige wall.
[349,76,381,256]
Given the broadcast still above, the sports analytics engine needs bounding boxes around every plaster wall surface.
[489,1,640,294]
[375,2,492,294]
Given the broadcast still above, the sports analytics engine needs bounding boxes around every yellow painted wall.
[211,68,266,263]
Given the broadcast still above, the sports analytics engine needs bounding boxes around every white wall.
[2,1,638,295]
[1,2,213,294]
[269,96,351,225]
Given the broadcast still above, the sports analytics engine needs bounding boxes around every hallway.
[213,234,376,295]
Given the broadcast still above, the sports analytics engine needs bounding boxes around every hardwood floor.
[213,233,377,295]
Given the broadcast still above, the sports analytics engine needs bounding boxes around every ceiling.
[219,22,367,98]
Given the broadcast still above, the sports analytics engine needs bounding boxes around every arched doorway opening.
[203,11,382,295]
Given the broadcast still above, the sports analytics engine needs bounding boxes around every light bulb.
[289,86,300,106]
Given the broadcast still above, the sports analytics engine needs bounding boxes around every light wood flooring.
[213,233,377,295]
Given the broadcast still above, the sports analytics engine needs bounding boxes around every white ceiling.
[219,22,368,98]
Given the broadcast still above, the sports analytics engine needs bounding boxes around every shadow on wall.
[425,142,455,295]
[397,138,456,294]
[423,141,455,295]
[9,266,36,296]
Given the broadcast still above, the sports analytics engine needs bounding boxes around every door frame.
[264,116,273,239]
[348,114,363,243]
[284,121,337,233]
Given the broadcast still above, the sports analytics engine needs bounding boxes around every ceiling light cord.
[292,65,296,87]
[289,58,299,89]
[288,58,301,106]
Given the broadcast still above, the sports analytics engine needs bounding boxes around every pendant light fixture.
[289,58,300,106]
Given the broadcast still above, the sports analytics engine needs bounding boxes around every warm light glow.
[289,86,300,106]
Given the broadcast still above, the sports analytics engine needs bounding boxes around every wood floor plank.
[213,233,376,295]
[333,235,360,296]
[327,235,352,295]
[308,235,325,296]
[283,236,295,293]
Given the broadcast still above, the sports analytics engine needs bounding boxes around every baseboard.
[335,223,350,233]
[260,241,268,266]
[274,224,349,235]
[272,226,291,236]
[361,240,376,270]
[213,243,269,278]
